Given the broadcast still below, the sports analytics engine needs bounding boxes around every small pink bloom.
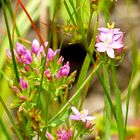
[20,50,32,65]
[47,48,60,62]
[69,106,95,122]
[20,77,28,90]
[44,69,53,80]
[16,43,26,55]
[38,41,48,57]
[56,62,70,79]
[31,39,40,55]
[95,26,124,58]
[57,129,72,140]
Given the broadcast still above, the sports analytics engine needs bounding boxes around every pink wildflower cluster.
[95,23,124,59]
[6,39,71,92]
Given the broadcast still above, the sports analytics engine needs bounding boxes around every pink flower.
[69,106,95,122]
[20,77,28,89]
[57,129,72,140]
[15,43,33,65]
[20,50,32,65]
[31,39,40,55]
[16,43,26,55]
[95,26,124,58]
[44,69,53,80]
[47,48,60,62]
[37,41,48,57]
[56,62,70,79]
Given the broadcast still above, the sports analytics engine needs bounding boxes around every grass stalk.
[0,118,11,140]
[111,62,124,140]
[124,61,137,138]
[103,64,111,140]
[0,96,23,140]
[2,0,19,82]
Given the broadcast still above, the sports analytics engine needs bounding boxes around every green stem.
[103,64,111,140]
[63,0,76,26]
[124,61,136,138]
[0,118,11,140]
[6,0,21,37]
[41,92,51,140]
[0,96,23,140]
[48,61,103,124]
[2,0,19,82]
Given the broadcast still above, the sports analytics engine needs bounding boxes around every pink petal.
[71,106,80,115]
[111,42,123,49]
[113,28,121,34]
[86,116,96,121]
[98,27,110,32]
[106,48,115,58]
[69,115,80,120]
[96,43,107,52]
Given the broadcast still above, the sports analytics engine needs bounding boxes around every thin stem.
[103,64,111,140]
[6,0,20,37]
[0,119,11,140]
[124,61,136,137]
[2,0,19,82]
[18,0,46,50]
[0,96,23,140]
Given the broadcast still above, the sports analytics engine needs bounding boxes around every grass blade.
[0,96,23,140]
[2,0,19,82]
[111,62,124,140]
[103,64,111,140]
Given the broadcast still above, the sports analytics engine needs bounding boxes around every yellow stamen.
[107,22,115,29]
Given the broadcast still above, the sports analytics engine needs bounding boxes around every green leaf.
[49,110,69,127]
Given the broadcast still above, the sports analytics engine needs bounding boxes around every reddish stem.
[18,0,46,51]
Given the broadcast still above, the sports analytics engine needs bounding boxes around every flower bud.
[20,95,27,100]
[47,48,60,62]
[10,86,21,94]
[57,56,64,65]
[20,77,28,90]
[31,39,40,55]
[34,68,40,75]
[56,62,70,79]
[24,66,30,71]
[85,121,92,129]
[44,69,53,80]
